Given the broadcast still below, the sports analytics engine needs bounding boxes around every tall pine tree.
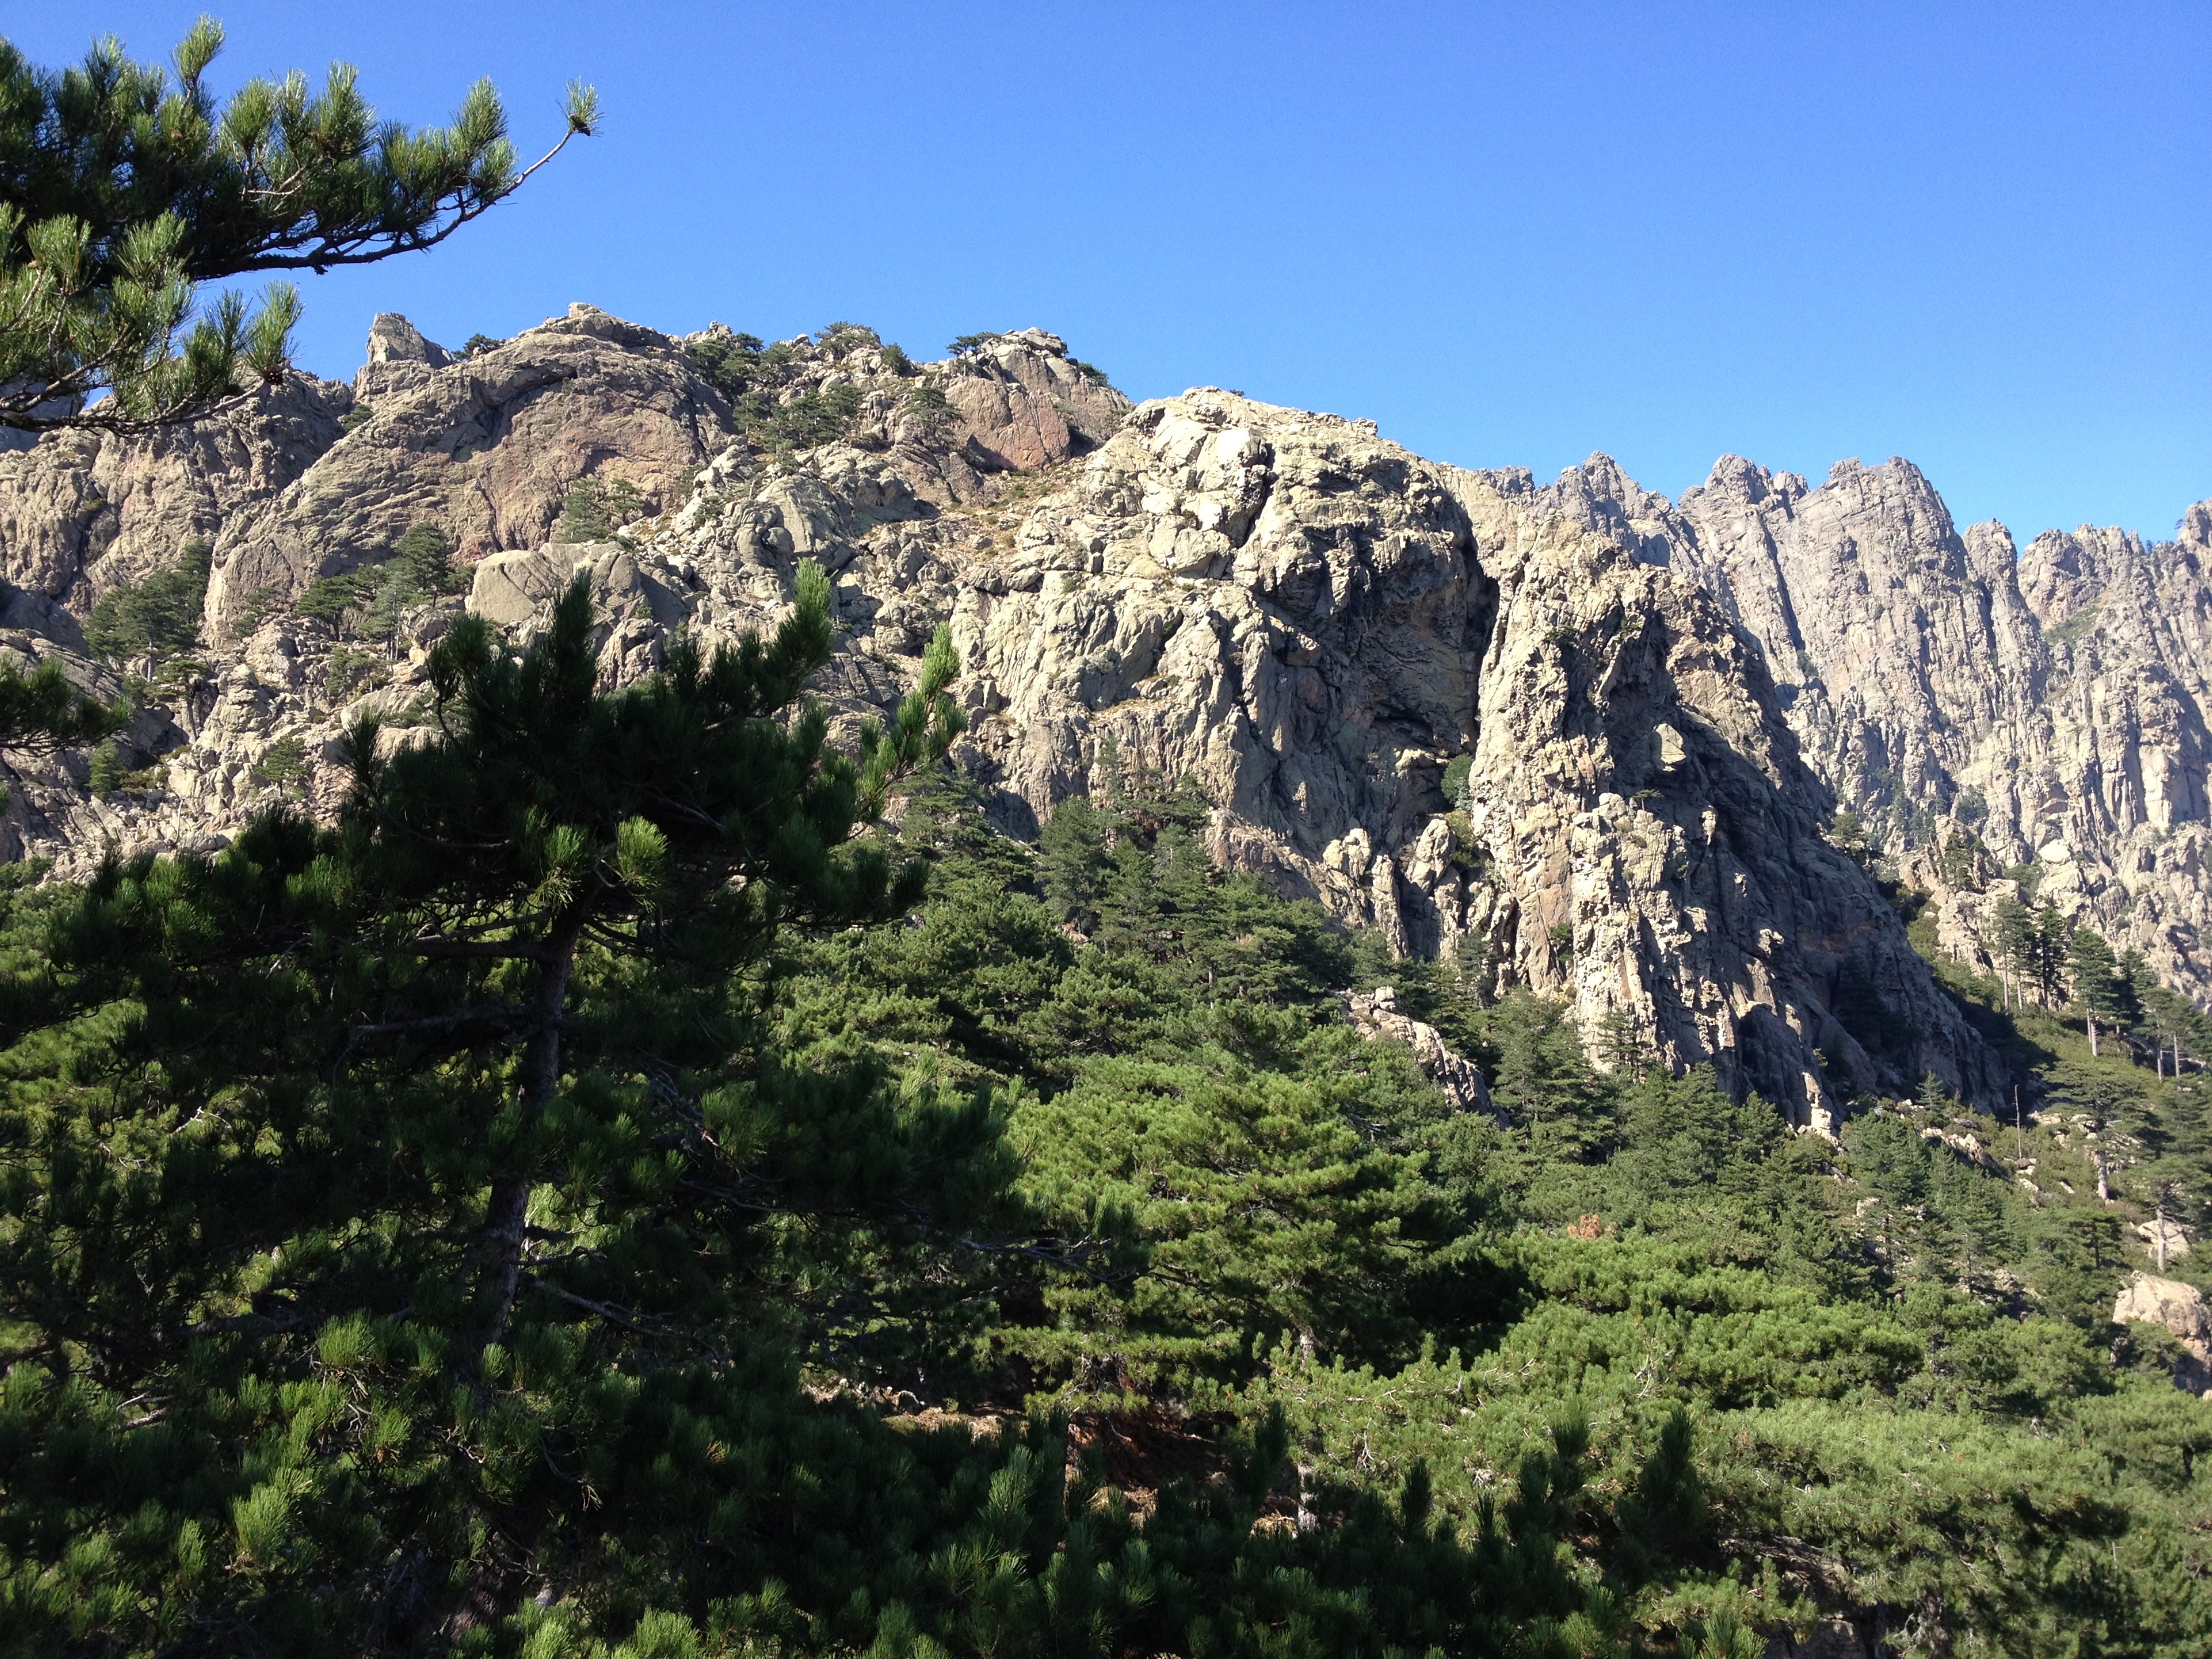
[2065,926,2123,1057]
[0,566,1010,1649]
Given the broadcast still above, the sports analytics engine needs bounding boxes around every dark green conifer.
[0,564,991,1648]
[0,20,596,431]
[2065,926,2125,1057]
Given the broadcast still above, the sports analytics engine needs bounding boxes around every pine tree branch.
[220,103,598,276]
[150,1301,325,1347]
[350,1004,533,1037]
[520,1274,674,1340]
[403,939,548,960]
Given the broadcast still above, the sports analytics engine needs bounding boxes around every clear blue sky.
[14,2,2210,539]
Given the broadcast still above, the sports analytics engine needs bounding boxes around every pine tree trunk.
[2095,1151,2110,1204]
[2088,1013,2099,1058]
[480,909,588,1353]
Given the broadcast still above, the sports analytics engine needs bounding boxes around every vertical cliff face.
[1675,455,2055,842]
[1523,453,2051,834]
[1528,451,2212,1003]
[0,379,352,641]
[1440,474,2002,1120]
[430,384,1999,1118]
[2000,516,2212,990]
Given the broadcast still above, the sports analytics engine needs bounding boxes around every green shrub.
[1441,752,1473,810]
[1938,825,1993,890]
[2047,600,2103,647]
[717,382,866,453]
[903,379,952,436]
[86,742,165,799]
[770,382,861,449]
[689,328,876,453]
[816,320,880,359]
[326,645,382,701]
[296,567,373,626]
[689,329,768,398]
[1826,807,1875,867]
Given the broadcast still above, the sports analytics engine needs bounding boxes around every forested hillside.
[3,565,2209,1656]
[3,20,2211,1650]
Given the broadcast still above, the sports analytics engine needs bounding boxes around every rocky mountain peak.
[361,311,451,367]
[1688,453,1807,510]
[5,304,2209,1118]
[354,312,453,401]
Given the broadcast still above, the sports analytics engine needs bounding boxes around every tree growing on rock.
[1999,899,2073,1008]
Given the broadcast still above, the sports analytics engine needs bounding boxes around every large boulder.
[2115,1272,2212,1393]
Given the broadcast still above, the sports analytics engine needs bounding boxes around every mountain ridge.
[0,304,2203,1122]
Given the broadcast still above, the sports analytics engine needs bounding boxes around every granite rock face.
[430,380,2000,1120]
[27,304,2188,1122]
[1515,452,2212,1004]
[0,310,1127,872]
[0,377,352,642]
[203,305,734,640]
[352,312,453,401]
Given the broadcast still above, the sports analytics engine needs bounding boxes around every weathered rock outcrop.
[436,382,1998,1119]
[1516,451,2212,1006]
[0,310,1128,867]
[939,329,1130,467]
[0,377,352,638]
[26,304,2177,1122]
[203,305,735,638]
[1343,987,1497,1118]
[353,312,453,402]
[2114,1273,2212,1393]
